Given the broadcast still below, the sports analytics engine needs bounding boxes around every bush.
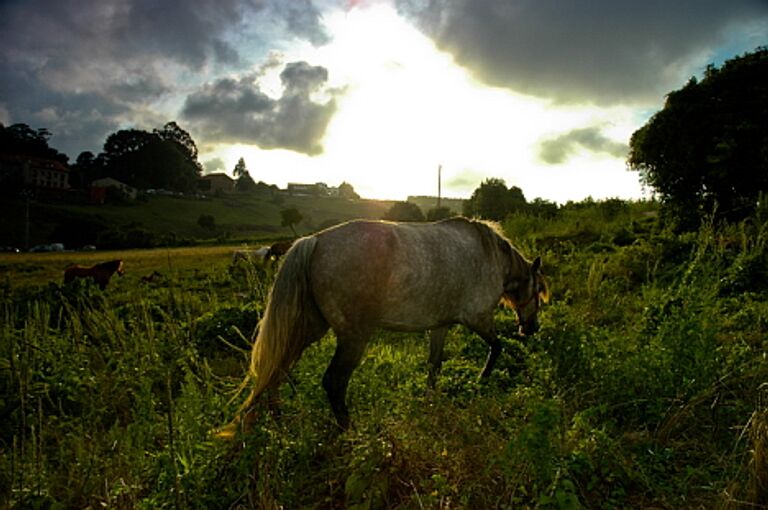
[197,213,216,230]
[383,202,425,222]
[192,302,262,353]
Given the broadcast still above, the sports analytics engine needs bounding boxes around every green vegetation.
[462,177,527,220]
[2,199,767,508]
[0,193,395,249]
[383,201,426,222]
[629,47,768,229]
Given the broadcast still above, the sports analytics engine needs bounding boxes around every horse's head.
[503,256,549,336]
[114,259,125,276]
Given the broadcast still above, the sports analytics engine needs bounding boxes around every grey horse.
[223,217,549,433]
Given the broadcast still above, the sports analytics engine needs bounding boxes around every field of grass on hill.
[2,200,768,509]
[0,192,396,250]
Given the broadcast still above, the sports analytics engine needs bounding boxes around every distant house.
[0,155,70,190]
[90,177,137,203]
[198,173,235,194]
[287,182,337,197]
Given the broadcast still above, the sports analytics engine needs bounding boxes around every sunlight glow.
[204,3,644,203]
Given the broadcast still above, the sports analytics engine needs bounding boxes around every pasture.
[2,205,768,509]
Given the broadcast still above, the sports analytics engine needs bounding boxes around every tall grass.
[1,205,767,508]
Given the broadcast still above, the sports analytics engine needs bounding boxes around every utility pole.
[437,164,442,209]
[21,189,32,251]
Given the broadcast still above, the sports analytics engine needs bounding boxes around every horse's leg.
[322,333,368,430]
[467,315,501,379]
[427,327,449,388]
[480,335,502,379]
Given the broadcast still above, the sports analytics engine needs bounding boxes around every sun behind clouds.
[207,3,643,202]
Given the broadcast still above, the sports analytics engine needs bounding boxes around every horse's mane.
[97,259,123,271]
[459,218,549,301]
[447,217,522,266]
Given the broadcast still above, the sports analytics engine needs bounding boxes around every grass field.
[2,202,768,509]
[0,192,396,249]
[0,246,236,290]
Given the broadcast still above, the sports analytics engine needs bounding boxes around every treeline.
[382,177,631,226]
[0,121,203,195]
[74,122,202,192]
[629,47,768,229]
[447,47,768,232]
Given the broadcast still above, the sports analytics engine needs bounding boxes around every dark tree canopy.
[338,181,360,200]
[427,206,454,221]
[281,207,303,236]
[233,157,256,192]
[382,201,426,222]
[157,121,200,163]
[100,122,202,192]
[236,172,256,192]
[463,178,527,221]
[0,123,70,194]
[0,123,69,164]
[628,47,768,229]
[233,157,248,178]
[197,214,216,231]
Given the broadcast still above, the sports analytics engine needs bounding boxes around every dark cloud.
[0,0,331,158]
[0,58,129,158]
[181,62,338,155]
[270,0,331,46]
[538,127,628,164]
[398,0,768,105]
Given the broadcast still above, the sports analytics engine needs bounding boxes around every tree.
[527,198,559,219]
[233,157,248,178]
[628,47,768,229]
[233,157,256,192]
[427,206,453,221]
[236,172,256,192]
[281,207,303,237]
[100,123,202,192]
[338,181,360,200]
[156,121,200,163]
[197,214,216,231]
[69,151,103,189]
[0,123,70,194]
[463,178,527,220]
[382,201,425,222]
[0,123,68,164]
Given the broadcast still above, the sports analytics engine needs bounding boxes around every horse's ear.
[531,256,542,273]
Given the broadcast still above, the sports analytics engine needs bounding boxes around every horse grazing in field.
[63,259,125,290]
[232,246,270,264]
[224,218,548,433]
[267,240,294,261]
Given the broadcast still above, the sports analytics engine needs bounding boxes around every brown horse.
[223,217,549,433]
[267,240,294,261]
[63,259,125,290]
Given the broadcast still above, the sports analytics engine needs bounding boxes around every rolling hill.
[0,191,405,249]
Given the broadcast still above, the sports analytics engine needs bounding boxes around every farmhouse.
[0,154,70,190]
[287,182,339,197]
[90,177,137,203]
[198,173,235,194]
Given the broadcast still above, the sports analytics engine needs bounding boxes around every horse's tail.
[218,236,322,438]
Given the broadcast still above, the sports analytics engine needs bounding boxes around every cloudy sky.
[1,0,766,202]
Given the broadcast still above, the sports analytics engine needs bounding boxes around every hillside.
[0,192,397,249]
